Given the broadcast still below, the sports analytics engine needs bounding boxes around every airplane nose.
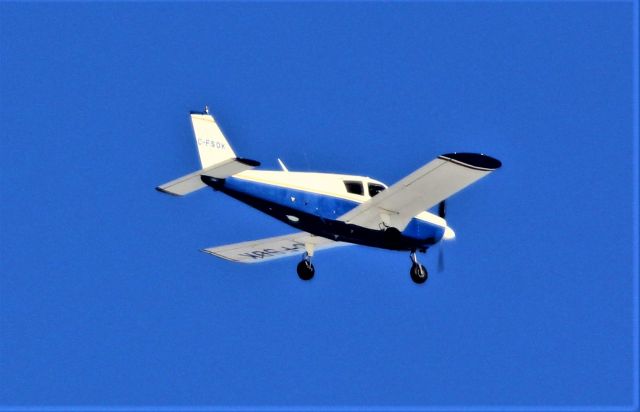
[443,226,456,240]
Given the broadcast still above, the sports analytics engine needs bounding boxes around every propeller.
[438,200,446,219]
[438,201,446,272]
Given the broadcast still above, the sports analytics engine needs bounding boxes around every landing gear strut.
[297,252,315,281]
[409,250,428,284]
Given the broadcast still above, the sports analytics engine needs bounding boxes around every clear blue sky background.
[1,2,637,409]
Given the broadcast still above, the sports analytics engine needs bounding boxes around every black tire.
[297,260,315,281]
[410,263,428,284]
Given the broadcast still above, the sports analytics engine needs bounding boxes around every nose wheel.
[409,251,428,284]
[297,253,315,281]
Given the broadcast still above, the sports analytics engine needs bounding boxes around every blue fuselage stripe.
[217,177,444,250]
[225,177,359,220]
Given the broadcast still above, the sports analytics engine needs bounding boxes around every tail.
[156,107,260,196]
[190,108,237,168]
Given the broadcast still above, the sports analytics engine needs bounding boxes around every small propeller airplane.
[156,107,502,284]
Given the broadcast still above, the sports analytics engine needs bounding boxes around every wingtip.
[155,186,180,196]
[439,153,502,171]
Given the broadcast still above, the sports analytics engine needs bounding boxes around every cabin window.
[368,183,386,197]
[344,181,364,195]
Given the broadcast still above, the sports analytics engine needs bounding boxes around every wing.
[201,232,350,263]
[339,153,502,231]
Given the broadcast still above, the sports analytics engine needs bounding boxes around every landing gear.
[409,250,428,284]
[297,252,315,281]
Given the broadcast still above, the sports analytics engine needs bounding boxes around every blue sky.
[0,2,637,409]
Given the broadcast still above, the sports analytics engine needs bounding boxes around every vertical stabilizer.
[156,107,260,197]
[190,108,236,168]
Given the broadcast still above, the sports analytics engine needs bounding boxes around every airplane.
[156,106,502,284]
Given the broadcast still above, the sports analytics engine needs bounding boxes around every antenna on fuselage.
[277,158,289,172]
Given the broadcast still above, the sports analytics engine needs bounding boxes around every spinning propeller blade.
[438,200,446,219]
[438,200,446,272]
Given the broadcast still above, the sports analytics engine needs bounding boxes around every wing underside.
[202,232,350,263]
[339,153,501,231]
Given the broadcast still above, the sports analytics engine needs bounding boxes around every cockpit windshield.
[368,183,386,197]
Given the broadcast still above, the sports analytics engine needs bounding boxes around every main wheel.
[410,263,428,284]
[297,260,315,281]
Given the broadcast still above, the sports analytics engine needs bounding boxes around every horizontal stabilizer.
[202,232,350,263]
[156,157,259,196]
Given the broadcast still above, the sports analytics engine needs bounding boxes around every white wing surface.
[339,153,501,231]
[202,232,350,263]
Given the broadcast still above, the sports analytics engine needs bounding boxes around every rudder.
[190,107,236,168]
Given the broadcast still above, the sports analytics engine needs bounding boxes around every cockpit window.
[344,181,364,195]
[368,183,386,197]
